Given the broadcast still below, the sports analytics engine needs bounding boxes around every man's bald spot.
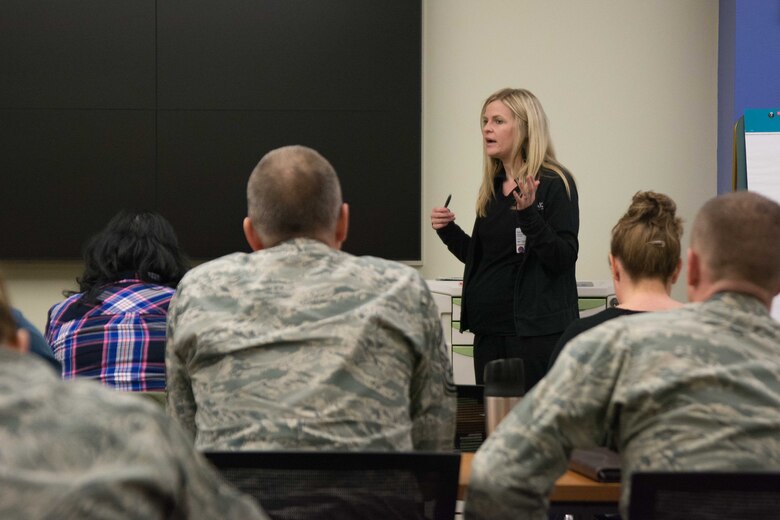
[247,146,342,245]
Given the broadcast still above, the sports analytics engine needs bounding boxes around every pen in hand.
[432,194,453,230]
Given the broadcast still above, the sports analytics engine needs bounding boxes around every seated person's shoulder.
[357,254,417,272]
[178,252,250,286]
[563,306,699,362]
[3,348,164,427]
[351,255,426,287]
[11,308,60,370]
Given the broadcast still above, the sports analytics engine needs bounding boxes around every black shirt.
[436,166,579,337]
[547,307,642,368]
[464,181,524,335]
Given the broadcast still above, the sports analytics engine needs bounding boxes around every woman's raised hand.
[512,176,540,211]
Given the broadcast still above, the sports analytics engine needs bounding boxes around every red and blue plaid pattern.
[45,280,174,391]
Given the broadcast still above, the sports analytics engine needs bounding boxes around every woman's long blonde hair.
[476,88,571,217]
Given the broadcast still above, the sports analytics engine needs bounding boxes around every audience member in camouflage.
[0,280,267,520]
[465,191,780,520]
[166,145,456,452]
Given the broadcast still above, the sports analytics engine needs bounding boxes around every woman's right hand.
[431,207,455,230]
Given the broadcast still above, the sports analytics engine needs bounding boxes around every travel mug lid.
[483,358,525,397]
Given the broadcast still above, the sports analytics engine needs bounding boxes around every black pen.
[444,194,452,208]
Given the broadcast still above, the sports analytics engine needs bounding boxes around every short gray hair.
[692,191,780,289]
[247,145,342,246]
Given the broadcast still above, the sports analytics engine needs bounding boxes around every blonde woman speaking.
[431,88,579,390]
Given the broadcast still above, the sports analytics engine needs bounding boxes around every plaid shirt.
[45,279,174,391]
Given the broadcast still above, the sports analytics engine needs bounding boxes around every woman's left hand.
[513,176,540,210]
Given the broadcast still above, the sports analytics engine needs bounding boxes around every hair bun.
[611,190,683,282]
[627,191,678,224]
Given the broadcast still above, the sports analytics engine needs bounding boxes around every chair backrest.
[629,471,780,520]
[205,450,461,520]
[455,384,485,452]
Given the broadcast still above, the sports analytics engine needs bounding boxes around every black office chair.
[204,450,461,520]
[629,471,780,520]
[455,384,486,452]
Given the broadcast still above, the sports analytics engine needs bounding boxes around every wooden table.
[458,452,621,502]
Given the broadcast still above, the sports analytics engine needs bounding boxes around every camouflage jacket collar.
[708,291,769,317]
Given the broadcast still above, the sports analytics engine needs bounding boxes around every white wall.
[421,0,719,302]
[3,0,719,331]
[3,262,81,331]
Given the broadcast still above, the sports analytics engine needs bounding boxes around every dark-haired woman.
[45,211,188,391]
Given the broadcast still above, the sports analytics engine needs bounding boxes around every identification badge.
[515,227,526,254]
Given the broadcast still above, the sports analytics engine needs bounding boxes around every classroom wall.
[420,0,718,300]
[3,262,81,332]
[3,0,719,331]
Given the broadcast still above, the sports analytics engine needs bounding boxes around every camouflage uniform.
[465,292,780,520]
[0,347,267,520]
[166,238,456,452]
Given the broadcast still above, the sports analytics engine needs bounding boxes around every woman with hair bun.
[431,88,579,390]
[45,210,189,391]
[548,190,683,367]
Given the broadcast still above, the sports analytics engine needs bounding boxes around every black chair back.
[455,384,485,452]
[205,450,460,520]
[629,471,780,520]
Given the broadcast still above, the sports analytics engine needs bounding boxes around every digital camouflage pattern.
[166,238,456,452]
[465,292,780,520]
[0,347,267,520]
